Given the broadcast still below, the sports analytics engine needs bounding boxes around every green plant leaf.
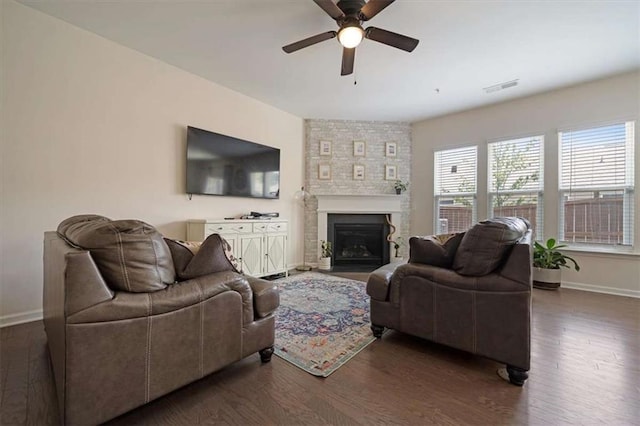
[531,237,580,271]
[563,255,581,271]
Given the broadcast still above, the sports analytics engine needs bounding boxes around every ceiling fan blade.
[341,47,355,76]
[360,0,395,21]
[365,27,419,52]
[313,0,345,20]
[282,31,337,53]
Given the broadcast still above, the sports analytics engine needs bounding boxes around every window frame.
[433,145,478,234]
[557,121,635,250]
[487,135,545,240]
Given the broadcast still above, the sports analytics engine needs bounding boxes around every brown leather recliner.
[43,215,279,425]
[367,217,532,385]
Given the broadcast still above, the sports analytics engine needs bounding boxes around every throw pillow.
[452,216,530,276]
[409,232,464,268]
[165,234,239,281]
[178,240,203,255]
[220,237,240,272]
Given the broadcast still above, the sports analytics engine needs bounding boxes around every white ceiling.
[20,0,640,122]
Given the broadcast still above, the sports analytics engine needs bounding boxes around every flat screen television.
[186,126,280,199]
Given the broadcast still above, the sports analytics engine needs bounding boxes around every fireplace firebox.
[328,214,390,272]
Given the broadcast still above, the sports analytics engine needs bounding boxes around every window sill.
[560,246,640,258]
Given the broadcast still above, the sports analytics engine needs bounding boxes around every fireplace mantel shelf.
[315,194,403,214]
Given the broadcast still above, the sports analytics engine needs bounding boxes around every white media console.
[186,219,288,278]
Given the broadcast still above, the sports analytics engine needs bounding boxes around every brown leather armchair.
[367,217,532,386]
[44,215,279,424]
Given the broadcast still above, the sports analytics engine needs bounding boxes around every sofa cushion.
[452,217,530,277]
[409,232,464,268]
[165,234,239,281]
[66,270,253,324]
[57,214,112,244]
[58,215,175,292]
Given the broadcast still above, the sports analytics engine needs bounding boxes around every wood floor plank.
[1,385,28,426]
[1,285,639,425]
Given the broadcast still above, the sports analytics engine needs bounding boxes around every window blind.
[434,146,477,233]
[559,122,635,246]
[488,136,544,238]
[434,146,477,196]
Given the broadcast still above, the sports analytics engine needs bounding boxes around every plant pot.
[395,188,402,195]
[533,267,562,290]
[318,257,331,271]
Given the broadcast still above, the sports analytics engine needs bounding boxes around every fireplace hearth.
[328,214,390,272]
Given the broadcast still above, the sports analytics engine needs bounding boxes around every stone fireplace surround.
[316,195,403,265]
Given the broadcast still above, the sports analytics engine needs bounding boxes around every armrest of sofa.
[65,251,115,315]
[246,277,280,319]
[366,262,402,302]
[44,232,114,318]
[383,260,530,307]
[498,232,533,287]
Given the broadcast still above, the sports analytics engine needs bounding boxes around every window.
[434,146,477,233]
[559,122,635,246]
[488,136,544,239]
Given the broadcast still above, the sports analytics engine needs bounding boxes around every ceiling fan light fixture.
[282,1,419,76]
[338,24,364,48]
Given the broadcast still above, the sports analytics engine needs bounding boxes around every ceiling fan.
[282,0,419,76]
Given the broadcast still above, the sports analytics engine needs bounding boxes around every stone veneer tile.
[304,119,412,264]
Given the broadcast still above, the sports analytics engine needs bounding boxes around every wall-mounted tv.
[186,126,280,199]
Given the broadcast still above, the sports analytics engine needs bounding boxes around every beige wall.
[412,71,640,297]
[0,1,305,325]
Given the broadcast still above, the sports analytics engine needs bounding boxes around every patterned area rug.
[273,272,375,377]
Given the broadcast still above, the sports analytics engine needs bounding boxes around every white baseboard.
[0,309,43,328]
[562,281,640,298]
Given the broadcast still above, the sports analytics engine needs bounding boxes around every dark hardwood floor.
[2,283,639,425]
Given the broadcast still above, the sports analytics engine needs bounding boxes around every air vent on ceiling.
[483,79,519,94]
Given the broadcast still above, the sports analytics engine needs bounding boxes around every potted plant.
[533,238,580,290]
[394,180,408,195]
[318,240,332,270]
